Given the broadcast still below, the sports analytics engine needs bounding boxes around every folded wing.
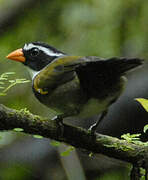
[33,56,143,96]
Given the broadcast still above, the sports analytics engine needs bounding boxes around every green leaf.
[8,80,15,83]
[5,72,15,75]
[144,124,148,133]
[60,150,70,156]
[60,146,75,156]
[33,135,43,139]
[121,133,141,142]
[0,93,6,96]
[15,79,30,84]
[13,128,24,132]
[50,140,61,147]
[135,98,148,112]
[0,72,30,96]
[140,168,146,178]
[0,77,7,80]
[89,152,94,157]
[20,108,30,113]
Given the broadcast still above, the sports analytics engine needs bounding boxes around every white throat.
[27,67,40,80]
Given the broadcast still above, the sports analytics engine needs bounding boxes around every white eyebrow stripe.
[24,43,64,57]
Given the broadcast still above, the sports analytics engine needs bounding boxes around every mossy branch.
[0,104,148,178]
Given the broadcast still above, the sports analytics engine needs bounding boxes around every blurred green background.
[0,0,147,179]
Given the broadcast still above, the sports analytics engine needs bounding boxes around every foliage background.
[0,0,148,179]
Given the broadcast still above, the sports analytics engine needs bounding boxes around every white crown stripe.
[24,43,63,57]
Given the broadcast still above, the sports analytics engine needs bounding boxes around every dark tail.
[106,57,144,75]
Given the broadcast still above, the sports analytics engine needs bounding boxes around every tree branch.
[0,104,148,174]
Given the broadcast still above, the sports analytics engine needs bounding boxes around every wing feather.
[33,55,143,96]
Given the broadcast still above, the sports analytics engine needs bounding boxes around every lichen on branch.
[0,103,148,172]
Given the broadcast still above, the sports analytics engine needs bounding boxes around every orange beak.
[6,48,26,62]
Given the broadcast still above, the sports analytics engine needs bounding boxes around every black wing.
[74,57,143,98]
[33,55,143,97]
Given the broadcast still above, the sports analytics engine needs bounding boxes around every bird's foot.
[88,123,97,139]
[52,115,64,137]
[88,110,108,139]
[52,115,64,125]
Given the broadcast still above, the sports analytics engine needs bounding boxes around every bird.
[6,42,143,135]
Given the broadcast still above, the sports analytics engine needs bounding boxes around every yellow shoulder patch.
[33,56,82,94]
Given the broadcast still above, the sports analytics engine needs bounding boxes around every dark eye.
[31,48,39,57]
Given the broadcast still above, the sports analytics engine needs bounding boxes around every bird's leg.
[51,110,79,137]
[52,114,64,125]
[89,110,108,135]
[52,114,65,136]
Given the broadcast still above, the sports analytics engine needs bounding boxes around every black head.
[22,42,66,71]
[6,42,66,71]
